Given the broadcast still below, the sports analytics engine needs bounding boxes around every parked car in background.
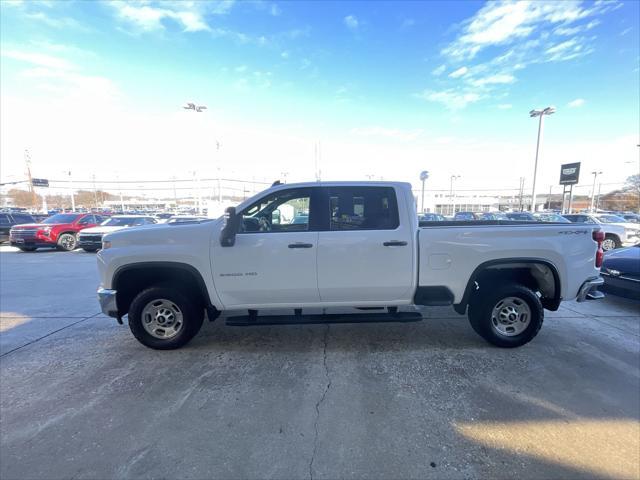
[563,214,639,251]
[0,212,36,243]
[154,213,175,223]
[78,215,158,252]
[621,213,640,224]
[600,245,640,299]
[418,213,446,223]
[506,212,537,221]
[453,211,479,221]
[534,213,571,223]
[478,212,508,220]
[9,213,105,251]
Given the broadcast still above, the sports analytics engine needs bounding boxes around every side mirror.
[220,207,240,247]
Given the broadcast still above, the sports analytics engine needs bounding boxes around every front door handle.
[288,243,314,249]
[383,241,408,247]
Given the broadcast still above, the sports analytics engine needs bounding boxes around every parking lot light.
[529,107,556,213]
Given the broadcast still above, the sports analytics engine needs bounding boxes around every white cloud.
[400,18,416,29]
[449,66,468,78]
[343,15,359,30]
[1,49,76,70]
[497,103,513,109]
[417,89,481,110]
[469,73,515,87]
[568,98,585,107]
[280,51,290,59]
[554,19,600,35]
[108,0,235,33]
[442,0,619,60]
[350,126,423,141]
[431,64,446,76]
[270,4,281,16]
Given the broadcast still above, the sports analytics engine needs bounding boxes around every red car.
[9,213,105,252]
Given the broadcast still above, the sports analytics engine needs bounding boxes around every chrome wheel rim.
[141,299,184,339]
[602,238,615,251]
[60,234,76,250]
[490,297,531,337]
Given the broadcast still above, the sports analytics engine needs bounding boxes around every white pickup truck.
[96,181,605,350]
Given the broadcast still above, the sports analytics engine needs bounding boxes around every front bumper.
[576,277,605,302]
[98,287,118,318]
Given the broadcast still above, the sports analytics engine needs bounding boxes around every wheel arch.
[112,262,217,319]
[454,258,562,314]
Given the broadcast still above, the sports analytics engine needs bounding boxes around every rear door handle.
[288,243,314,249]
[383,241,408,247]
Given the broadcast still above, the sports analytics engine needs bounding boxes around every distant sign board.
[559,163,580,185]
[420,171,429,181]
[31,178,49,187]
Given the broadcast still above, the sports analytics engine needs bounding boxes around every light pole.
[67,170,75,212]
[420,170,429,213]
[450,175,460,215]
[117,174,125,212]
[183,102,208,213]
[589,171,602,212]
[529,106,556,212]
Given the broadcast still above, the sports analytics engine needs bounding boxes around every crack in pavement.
[309,324,331,480]
[0,312,102,358]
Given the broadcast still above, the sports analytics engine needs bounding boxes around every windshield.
[101,217,145,227]
[42,214,80,224]
[597,215,627,223]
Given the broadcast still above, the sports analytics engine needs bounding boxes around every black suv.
[0,212,36,243]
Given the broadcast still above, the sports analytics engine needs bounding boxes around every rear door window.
[0,214,9,225]
[328,187,399,231]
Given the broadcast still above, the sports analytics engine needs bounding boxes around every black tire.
[468,284,544,348]
[18,246,37,252]
[82,247,99,253]
[602,235,620,252]
[57,233,77,251]
[128,286,204,350]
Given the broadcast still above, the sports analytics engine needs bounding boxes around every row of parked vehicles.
[419,211,640,252]
[1,212,206,252]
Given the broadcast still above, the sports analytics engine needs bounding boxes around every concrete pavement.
[1,247,639,479]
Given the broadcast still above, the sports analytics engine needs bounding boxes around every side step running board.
[225,311,423,326]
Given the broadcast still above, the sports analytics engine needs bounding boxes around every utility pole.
[547,185,553,210]
[24,149,37,211]
[68,170,75,212]
[117,175,125,212]
[518,177,525,211]
[172,176,178,212]
[92,174,98,209]
[450,175,460,215]
[420,171,429,213]
[589,171,603,212]
[529,107,556,212]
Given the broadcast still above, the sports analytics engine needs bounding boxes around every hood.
[79,225,127,234]
[11,223,52,229]
[103,219,220,246]
[603,246,640,275]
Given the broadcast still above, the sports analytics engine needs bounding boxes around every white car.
[97,181,605,350]
[563,214,639,251]
[78,215,157,252]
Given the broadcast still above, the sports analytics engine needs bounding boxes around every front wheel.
[57,233,78,251]
[128,286,204,350]
[468,284,544,348]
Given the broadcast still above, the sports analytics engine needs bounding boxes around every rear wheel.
[17,246,37,252]
[128,286,204,350]
[57,233,77,251]
[602,235,620,252]
[468,284,544,348]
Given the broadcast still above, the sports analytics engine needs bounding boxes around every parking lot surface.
[1,246,639,479]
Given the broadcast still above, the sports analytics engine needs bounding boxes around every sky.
[1,0,639,197]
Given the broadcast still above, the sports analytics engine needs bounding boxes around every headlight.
[102,240,112,250]
[38,227,52,235]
